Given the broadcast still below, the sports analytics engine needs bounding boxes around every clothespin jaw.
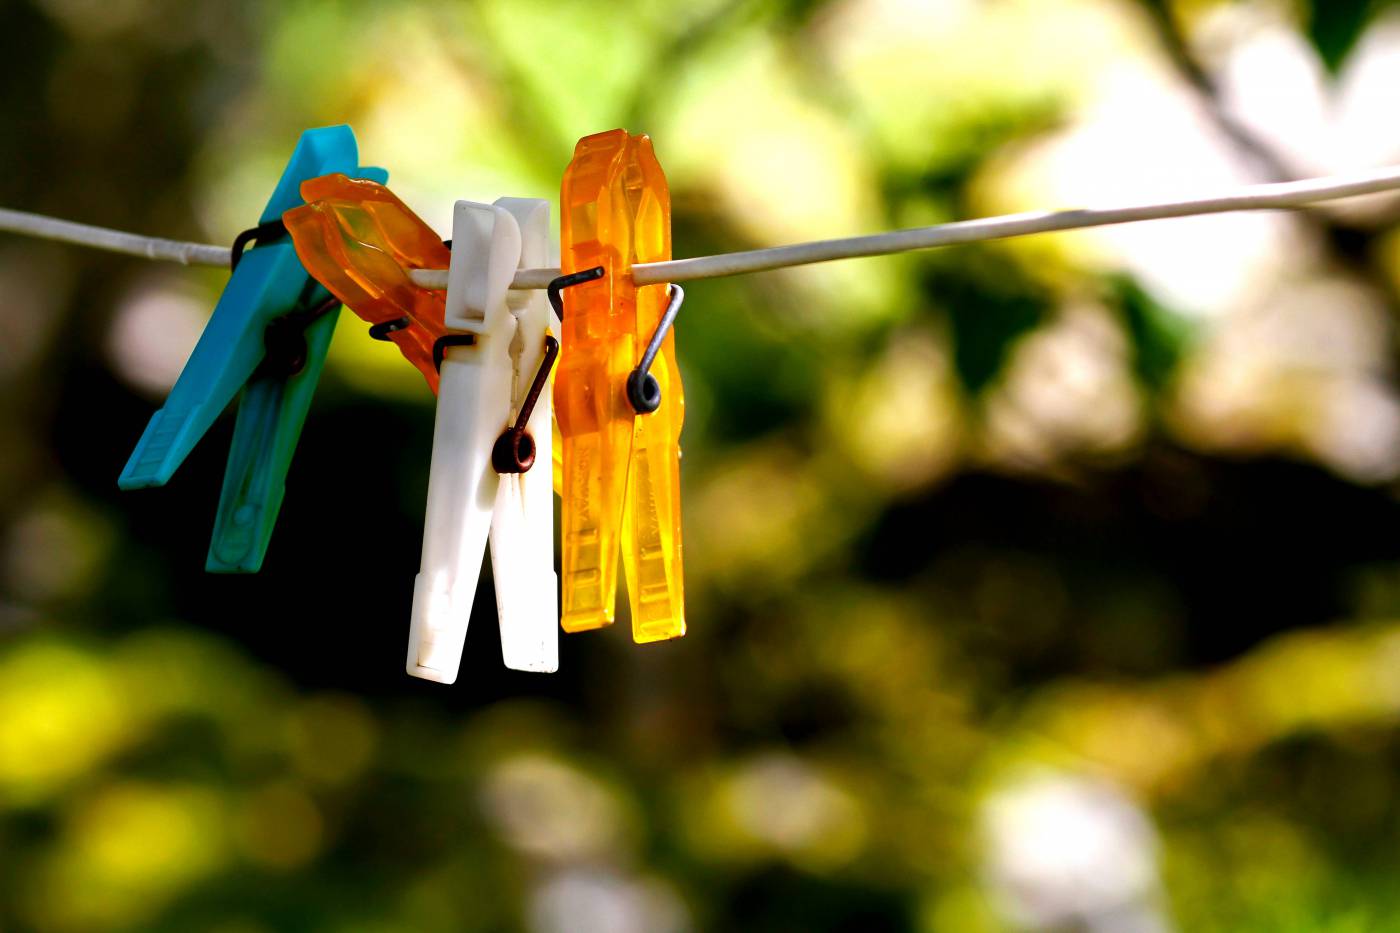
[282,174,450,393]
[555,129,686,643]
[489,197,558,672]
[408,198,559,682]
[556,131,638,633]
[118,125,385,574]
[621,137,686,644]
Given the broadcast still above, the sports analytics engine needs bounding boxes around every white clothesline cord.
[632,165,1400,285]
[0,208,231,266]
[421,164,1400,289]
[4,165,1400,291]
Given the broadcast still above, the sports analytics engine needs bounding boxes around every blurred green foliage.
[1306,0,1400,72]
[4,0,1400,930]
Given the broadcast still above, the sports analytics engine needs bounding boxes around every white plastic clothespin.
[407,197,559,682]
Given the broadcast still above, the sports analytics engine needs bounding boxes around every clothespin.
[282,174,450,392]
[555,129,686,643]
[286,180,561,680]
[407,198,560,682]
[118,125,387,573]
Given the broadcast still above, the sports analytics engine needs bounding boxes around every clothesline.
[4,164,1400,290]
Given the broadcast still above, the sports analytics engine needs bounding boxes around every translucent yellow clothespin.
[554,129,685,643]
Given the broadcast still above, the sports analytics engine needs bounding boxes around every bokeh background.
[5,0,1400,929]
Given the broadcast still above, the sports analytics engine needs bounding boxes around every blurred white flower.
[722,753,867,868]
[105,276,208,397]
[480,755,631,864]
[1204,5,1400,177]
[529,868,689,933]
[1172,276,1400,482]
[983,303,1143,469]
[982,770,1169,933]
[987,44,1302,319]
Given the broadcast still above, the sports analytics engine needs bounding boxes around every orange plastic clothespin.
[282,173,450,392]
[555,129,686,643]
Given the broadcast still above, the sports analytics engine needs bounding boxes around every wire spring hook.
[368,318,410,341]
[545,267,682,414]
[492,335,560,474]
[254,291,340,379]
[484,266,606,475]
[232,224,341,380]
[368,240,452,344]
[626,284,684,414]
[547,266,605,319]
[229,219,288,272]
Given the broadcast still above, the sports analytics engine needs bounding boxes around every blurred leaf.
[1306,0,1394,73]
[881,99,1061,205]
[771,0,829,29]
[1108,275,1195,396]
[921,248,1049,396]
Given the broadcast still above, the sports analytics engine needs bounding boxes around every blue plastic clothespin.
[119,125,387,572]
